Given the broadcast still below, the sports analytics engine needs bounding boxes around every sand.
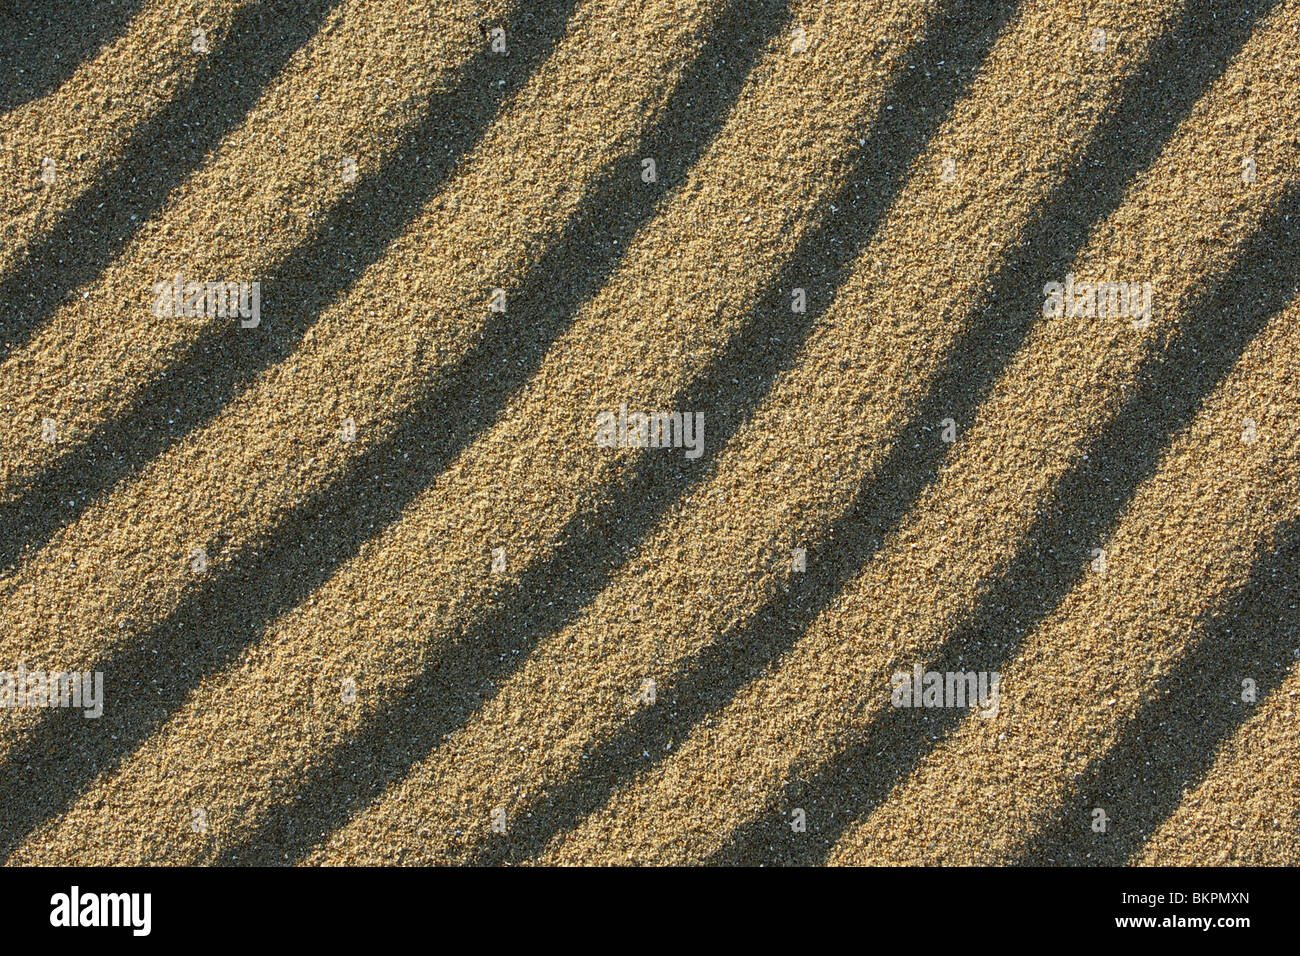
[0,0,1296,865]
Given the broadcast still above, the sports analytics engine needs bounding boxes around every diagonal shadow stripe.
[1016,516,1300,866]
[710,179,1300,867]
[462,0,1281,866]
[0,0,145,117]
[0,0,343,364]
[0,0,788,864]
[219,0,1020,866]
[0,0,573,573]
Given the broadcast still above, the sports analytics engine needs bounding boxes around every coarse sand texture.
[0,0,1296,865]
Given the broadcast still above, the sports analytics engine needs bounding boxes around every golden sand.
[0,0,1296,865]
